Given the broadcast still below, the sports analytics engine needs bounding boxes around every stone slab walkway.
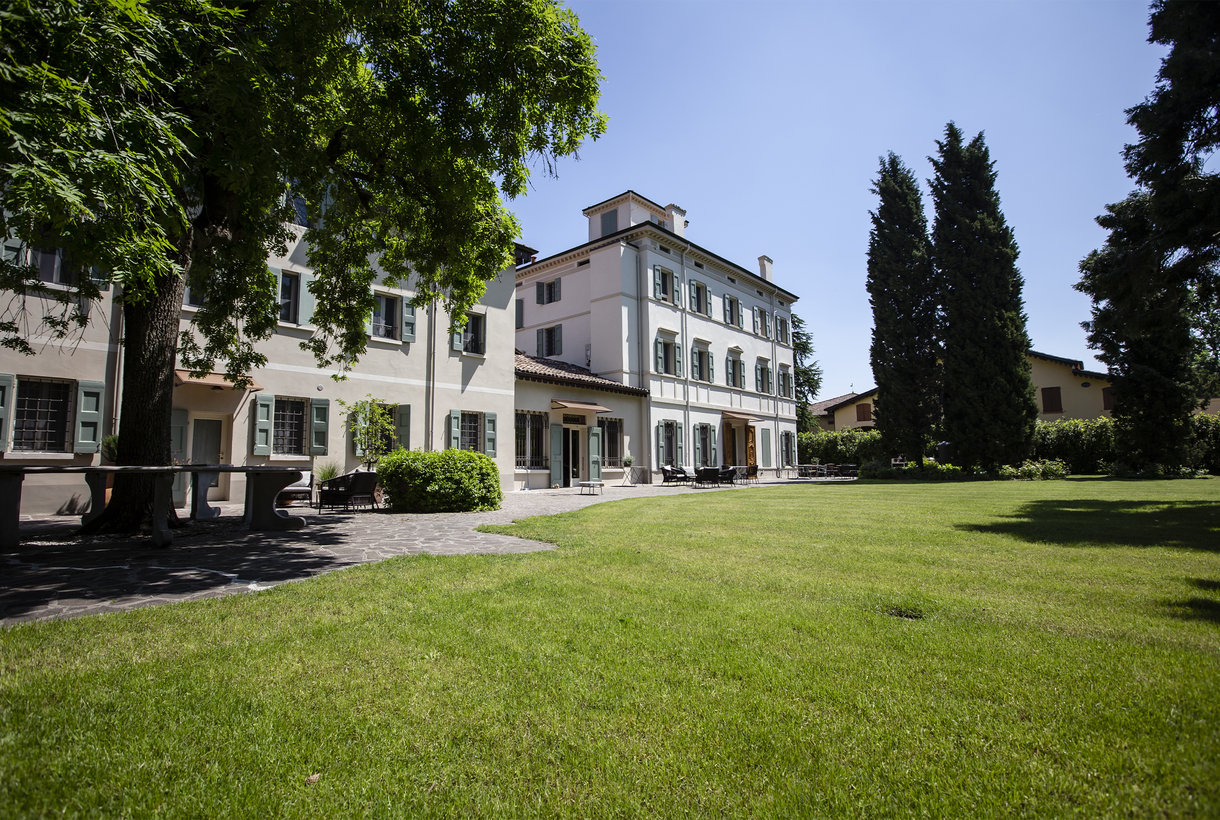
[1,477,848,625]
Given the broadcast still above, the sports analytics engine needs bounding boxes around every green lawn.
[2,478,1219,817]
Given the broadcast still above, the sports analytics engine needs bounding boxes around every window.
[653,265,678,305]
[13,378,73,452]
[723,295,743,328]
[538,324,563,357]
[688,281,711,316]
[655,334,682,376]
[691,346,713,382]
[754,307,770,338]
[1042,386,1063,414]
[598,417,623,467]
[372,293,399,340]
[515,298,524,330]
[516,411,547,469]
[856,403,873,423]
[776,316,790,345]
[30,248,79,286]
[780,431,796,467]
[693,423,717,467]
[656,419,682,467]
[460,411,482,451]
[536,279,561,305]
[755,360,773,394]
[279,271,300,323]
[1103,386,1114,411]
[273,397,308,455]
[185,283,205,307]
[453,312,486,355]
[600,210,618,236]
[726,354,745,388]
[777,367,793,398]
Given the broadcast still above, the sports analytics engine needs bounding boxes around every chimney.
[665,203,687,238]
[758,255,773,281]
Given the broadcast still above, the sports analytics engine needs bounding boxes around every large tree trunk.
[82,232,192,534]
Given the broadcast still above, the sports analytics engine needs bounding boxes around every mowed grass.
[2,479,1219,817]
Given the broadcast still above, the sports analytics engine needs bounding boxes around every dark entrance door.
[562,427,581,487]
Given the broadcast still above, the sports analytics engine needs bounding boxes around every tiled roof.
[515,354,649,397]
[812,389,878,415]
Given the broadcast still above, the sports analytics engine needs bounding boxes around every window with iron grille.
[460,411,482,451]
[273,397,308,455]
[515,411,546,469]
[598,417,622,467]
[13,377,73,452]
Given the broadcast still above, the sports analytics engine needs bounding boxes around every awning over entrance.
[173,370,261,391]
[722,409,760,422]
[550,400,612,414]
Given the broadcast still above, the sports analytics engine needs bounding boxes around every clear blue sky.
[506,0,1164,399]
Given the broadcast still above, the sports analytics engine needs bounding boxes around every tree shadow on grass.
[958,499,1220,551]
[1163,578,1220,625]
[0,514,364,623]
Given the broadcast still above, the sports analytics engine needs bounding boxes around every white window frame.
[279,271,300,324]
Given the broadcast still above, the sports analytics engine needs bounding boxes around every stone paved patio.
[2,477,846,625]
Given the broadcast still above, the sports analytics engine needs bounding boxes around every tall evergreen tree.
[866,153,940,464]
[1074,0,1218,472]
[930,123,1037,469]
[1077,193,1198,471]
[790,313,823,433]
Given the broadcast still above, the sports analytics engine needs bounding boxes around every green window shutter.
[449,409,461,450]
[554,325,562,356]
[725,356,733,386]
[515,299,524,329]
[675,344,683,377]
[484,412,497,457]
[755,364,762,392]
[251,393,273,455]
[73,380,106,454]
[722,298,730,323]
[656,423,664,467]
[653,266,663,299]
[738,361,746,387]
[675,424,684,466]
[762,429,772,468]
[588,425,602,481]
[691,348,699,379]
[710,428,718,466]
[693,425,703,467]
[310,398,329,456]
[394,404,410,450]
[402,303,416,342]
[704,292,712,317]
[655,338,664,373]
[299,273,315,325]
[553,278,561,301]
[550,421,564,485]
[537,329,546,356]
[0,373,12,452]
[753,308,759,334]
[708,355,715,383]
[689,280,698,308]
[536,282,545,304]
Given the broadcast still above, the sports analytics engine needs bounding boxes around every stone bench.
[0,464,306,549]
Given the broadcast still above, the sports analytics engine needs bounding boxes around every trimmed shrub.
[859,460,965,481]
[1031,418,1115,474]
[798,429,885,465]
[377,448,502,513]
[996,459,1070,480]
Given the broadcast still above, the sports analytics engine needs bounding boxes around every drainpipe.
[425,297,438,450]
[626,239,651,482]
[108,286,124,436]
[678,247,692,463]
[770,288,780,475]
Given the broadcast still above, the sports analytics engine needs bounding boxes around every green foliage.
[99,434,120,465]
[867,152,941,462]
[1032,418,1116,475]
[1193,413,1220,475]
[797,429,885,465]
[337,395,396,466]
[790,313,823,431]
[377,448,502,513]
[931,123,1038,470]
[995,460,1070,481]
[859,460,964,480]
[314,461,341,482]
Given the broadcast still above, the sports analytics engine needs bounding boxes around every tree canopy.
[1,0,605,529]
[790,313,822,432]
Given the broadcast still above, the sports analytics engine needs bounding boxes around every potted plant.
[622,453,635,486]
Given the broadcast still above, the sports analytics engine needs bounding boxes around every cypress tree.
[930,123,1037,469]
[866,153,940,464]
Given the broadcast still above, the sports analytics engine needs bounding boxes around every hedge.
[377,448,502,513]
[797,429,885,465]
[1031,418,1115,474]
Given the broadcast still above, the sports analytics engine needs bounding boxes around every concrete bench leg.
[151,473,174,547]
[0,472,25,550]
[81,472,109,526]
[245,470,306,531]
[191,471,221,520]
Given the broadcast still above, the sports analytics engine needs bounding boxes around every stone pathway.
[1,477,848,625]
